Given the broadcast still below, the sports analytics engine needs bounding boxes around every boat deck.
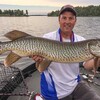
[0,62,100,100]
[8,68,100,100]
[7,71,40,100]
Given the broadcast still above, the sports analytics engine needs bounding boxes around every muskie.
[0,30,100,73]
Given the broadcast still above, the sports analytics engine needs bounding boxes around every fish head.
[88,40,100,57]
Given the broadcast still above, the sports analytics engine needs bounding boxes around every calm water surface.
[0,16,58,37]
[0,16,100,39]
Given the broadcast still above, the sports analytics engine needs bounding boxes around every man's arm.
[31,55,51,72]
[83,58,100,70]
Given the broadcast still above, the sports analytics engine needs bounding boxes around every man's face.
[59,11,76,34]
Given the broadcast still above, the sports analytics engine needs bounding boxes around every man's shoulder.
[74,34,85,41]
[43,31,57,39]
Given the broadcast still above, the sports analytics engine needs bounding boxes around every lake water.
[0,16,100,39]
[0,16,100,69]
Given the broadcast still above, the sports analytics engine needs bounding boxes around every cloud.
[44,0,100,6]
[0,0,99,7]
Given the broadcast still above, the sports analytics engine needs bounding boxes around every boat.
[0,62,100,100]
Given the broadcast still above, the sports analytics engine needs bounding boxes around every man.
[31,5,100,100]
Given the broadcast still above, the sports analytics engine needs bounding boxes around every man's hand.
[30,55,44,63]
[29,55,51,72]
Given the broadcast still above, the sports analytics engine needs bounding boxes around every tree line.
[47,5,100,17]
[0,9,28,16]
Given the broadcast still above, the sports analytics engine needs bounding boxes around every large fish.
[0,30,100,70]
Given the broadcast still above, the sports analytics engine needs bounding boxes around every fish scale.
[0,37,100,63]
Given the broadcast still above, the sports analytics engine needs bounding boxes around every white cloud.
[0,0,99,7]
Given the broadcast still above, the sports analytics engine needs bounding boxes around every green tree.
[0,9,2,14]
[26,10,28,16]
[48,5,100,17]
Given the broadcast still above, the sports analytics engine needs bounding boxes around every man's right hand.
[30,55,44,63]
[29,55,51,72]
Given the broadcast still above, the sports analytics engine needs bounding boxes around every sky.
[0,0,100,15]
[0,0,100,7]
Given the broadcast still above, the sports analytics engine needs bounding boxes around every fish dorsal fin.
[4,30,31,41]
[4,52,21,67]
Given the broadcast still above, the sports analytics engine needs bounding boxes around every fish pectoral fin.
[4,30,31,41]
[4,52,21,67]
